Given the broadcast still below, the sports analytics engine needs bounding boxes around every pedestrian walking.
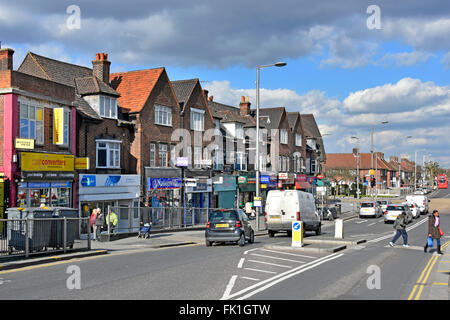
[90,208,98,240]
[106,209,118,233]
[424,210,444,255]
[94,208,105,239]
[389,211,409,247]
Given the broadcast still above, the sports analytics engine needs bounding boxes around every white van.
[265,190,321,237]
[405,194,429,215]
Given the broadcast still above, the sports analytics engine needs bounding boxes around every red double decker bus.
[437,174,448,189]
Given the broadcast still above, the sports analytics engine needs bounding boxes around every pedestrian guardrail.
[0,217,90,260]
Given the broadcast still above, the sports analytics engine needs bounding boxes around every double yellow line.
[408,241,449,300]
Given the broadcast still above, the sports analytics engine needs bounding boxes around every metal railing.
[0,217,90,260]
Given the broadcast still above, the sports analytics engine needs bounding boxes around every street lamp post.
[398,135,412,189]
[370,121,388,199]
[255,62,286,231]
[351,136,360,200]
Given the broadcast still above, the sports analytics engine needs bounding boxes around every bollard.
[291,221,303,247]
[63,217,67,254]
[335,218,344,239]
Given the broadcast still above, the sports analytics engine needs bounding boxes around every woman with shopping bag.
[424,210,444,255]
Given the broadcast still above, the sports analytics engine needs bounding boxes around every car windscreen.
[209,210,238,222]
[387,206,403,211]
[361,203,374,208]
[380,201,388,205]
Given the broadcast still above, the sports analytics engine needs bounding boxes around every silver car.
[359,201,382,218]
[384,204,413,224]
[404,202,420,219]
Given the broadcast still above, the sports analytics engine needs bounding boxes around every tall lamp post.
[256,62,286,231]
[398,135,412,189]
[370,121,388,199]
[351,136,360,200]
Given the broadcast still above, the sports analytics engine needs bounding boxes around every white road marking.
[221,275,238,300]
[260,249,315,259]
[247,259,292,269]
[368,217,428,243]
[237,258,245,269]
[244,268,277,274]
[241,276,260,281]
[356,220,367,224]
[368,222,376,227]
[243,248,259,255]
[249,253,305,264]
[228,253,344,300]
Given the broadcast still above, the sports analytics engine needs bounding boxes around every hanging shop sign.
[75,157,89,170]
[53,108,65,145]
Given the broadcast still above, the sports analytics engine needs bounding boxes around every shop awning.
[295,181,312,189]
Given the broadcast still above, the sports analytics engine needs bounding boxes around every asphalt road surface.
[0,191,448,300]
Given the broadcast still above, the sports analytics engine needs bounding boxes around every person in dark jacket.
[424,210,443,254]
[389,212,409,247]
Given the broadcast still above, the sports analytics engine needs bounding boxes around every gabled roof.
[326,153,396,171]
[18,52,92,87]
[171,79,198,105]
[287,112,300,131]
[208,100,254,126]
[18,52,120,120]
[110,68,165,113]
[300,114,321,138]
[258,107,285,131]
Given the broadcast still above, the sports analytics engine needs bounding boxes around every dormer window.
[99,95,117,119]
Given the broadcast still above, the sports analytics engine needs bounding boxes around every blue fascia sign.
[148,177,182,190]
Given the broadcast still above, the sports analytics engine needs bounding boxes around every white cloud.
[379,51,434,67]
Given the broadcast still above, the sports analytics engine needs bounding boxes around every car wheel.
[315,224,321,236]
[268,230,275,237]
[205,239,212,247]
[248,231,255,244]
[238,233,245,247]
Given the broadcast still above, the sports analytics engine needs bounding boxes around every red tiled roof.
[325,153,395,170]
[111,68,164,113]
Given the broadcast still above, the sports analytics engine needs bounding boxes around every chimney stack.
[0,48,14,71]
[208,96,213,101]
[352,148,359,155]
[239,96,251,116]
[92,52,111,84]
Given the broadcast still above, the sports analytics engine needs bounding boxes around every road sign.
[291,221,303,247]
[369,169,375,176]
[253,200,262,207]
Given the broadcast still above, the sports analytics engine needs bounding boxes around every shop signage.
[185,179,198,187]
[75,157,89,170]
[295,174,307,182]
[260,175,270,184]
[176,157,189,167]
[238,176,247,184]
[213,176,236,192]
[15,138,34,150]
[317,174,325,180]
[53,108,65,145]
[80,174,140,188]
[22,171,75,180]
[148,177,182,190]
[279,173,289,180]
[21,152,74,172]
[260,184,267,189]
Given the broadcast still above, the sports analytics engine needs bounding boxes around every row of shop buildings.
[0,47,326,234]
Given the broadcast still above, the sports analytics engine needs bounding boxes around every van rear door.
[282,191,299,224]
[266,192,282,225]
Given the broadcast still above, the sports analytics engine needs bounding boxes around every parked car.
[384,204,413,224]
[405,194,429,215]
[205,209,254,247]
[265,190,321,237]
[359,201,382,218]
[404,202,420,219]
[376,200,390,214]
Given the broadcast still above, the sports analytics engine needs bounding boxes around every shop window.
[19,103,44,145]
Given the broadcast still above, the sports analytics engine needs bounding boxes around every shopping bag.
[439,227,444,237]
[427,236,433,247]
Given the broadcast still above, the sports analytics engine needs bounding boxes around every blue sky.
[2,0,450,167]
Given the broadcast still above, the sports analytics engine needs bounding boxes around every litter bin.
[49,207,78,249]
[7,207,53,253]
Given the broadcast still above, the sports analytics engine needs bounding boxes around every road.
[0,190,449,301]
